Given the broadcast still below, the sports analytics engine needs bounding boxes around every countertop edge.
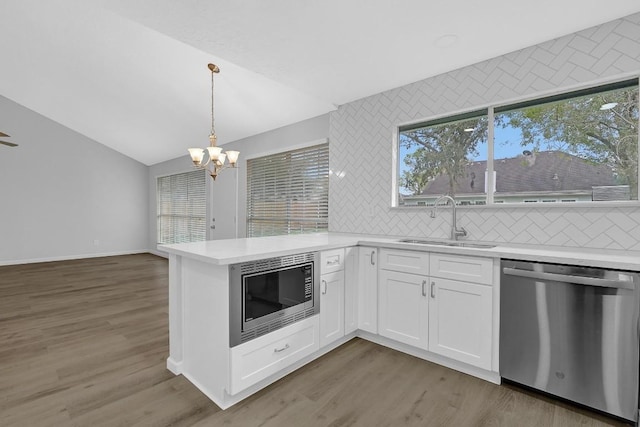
[159,234,640,271]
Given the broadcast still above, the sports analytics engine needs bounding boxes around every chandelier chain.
[210,69,215,137]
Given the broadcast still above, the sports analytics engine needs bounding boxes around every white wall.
[148,113,330,254]
[329,13,640,251]
[0,96,148,265]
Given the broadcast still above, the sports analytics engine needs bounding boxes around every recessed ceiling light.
[463,128,474,132]
[600,102,618,110]
[434,34,459,48]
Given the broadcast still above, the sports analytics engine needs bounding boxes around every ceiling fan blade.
[0,132,9,137]
[0,140,18,147]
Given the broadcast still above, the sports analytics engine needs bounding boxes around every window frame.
[392,74,640,209]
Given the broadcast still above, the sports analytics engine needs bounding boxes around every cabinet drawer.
[229,316,319,395]
[379,249,429,275]
[321,248,345,274]
[430,253,493,285]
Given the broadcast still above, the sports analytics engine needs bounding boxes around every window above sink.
[393,77,639,208]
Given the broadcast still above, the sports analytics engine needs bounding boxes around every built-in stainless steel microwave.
[229,252,320,347]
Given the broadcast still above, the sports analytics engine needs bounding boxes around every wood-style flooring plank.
[0,254,631,426]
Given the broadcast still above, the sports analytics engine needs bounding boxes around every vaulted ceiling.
[1,0,639,165]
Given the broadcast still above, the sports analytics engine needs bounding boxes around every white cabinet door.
[344,247,358,335]
[428,278,492,370]
[378,270,428,348]
[320,271,345,347]
[357,247,378,334]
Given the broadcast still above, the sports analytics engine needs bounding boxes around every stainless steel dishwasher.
[500,259,640,423]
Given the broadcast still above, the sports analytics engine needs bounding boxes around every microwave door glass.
[244,267,308,322]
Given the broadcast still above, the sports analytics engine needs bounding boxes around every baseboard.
[166,357,183,375]
[150,248,169,258]
[0,249,150,266]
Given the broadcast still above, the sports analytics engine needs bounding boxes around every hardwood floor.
[0,254,631,426]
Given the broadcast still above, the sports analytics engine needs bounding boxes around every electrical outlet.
[93,239,100,246]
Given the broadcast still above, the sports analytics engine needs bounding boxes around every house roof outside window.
[401,151,627,204]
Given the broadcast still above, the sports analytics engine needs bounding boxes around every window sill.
[391,200,640,210]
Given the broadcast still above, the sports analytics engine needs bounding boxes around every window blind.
[247,143,329,237]
[157,169,207,244]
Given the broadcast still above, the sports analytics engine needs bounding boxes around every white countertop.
[159,233,364,265]
[159,232,640,271]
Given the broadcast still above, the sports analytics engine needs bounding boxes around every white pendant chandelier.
[188,63,240,180]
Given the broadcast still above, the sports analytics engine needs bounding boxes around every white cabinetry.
[430,252,493,285]
[321,248,345,274]
[357,247,378,334]
[377,249,495,371]
[344,247,358,334]
[428,253,494,370]
[379,248,429,275]
[229,316,319,395]
[168,244,498,410]
[320,249,345,347]
[378,249,430,348]
[378,269,429,348]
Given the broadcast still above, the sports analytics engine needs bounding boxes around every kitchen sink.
[399,239,449,245]
[398,239,496,249]
[449,242,497,248]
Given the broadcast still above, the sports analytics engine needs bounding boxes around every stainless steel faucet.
[430,195,467,240]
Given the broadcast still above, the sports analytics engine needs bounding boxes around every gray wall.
[329,13,640,250]
[0,96,148,264]
[149,113,330,254]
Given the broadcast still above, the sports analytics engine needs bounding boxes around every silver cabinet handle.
[370,251,375,265]
[430,281,435,298]
[322,279,327,294]
[421,280,427,296]
[327,259,340,266]
[274,343,290,353]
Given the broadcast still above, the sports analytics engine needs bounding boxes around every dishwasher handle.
[503,267,635,290]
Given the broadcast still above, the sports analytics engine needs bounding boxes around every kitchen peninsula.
[161,233,367,409]
[160,232,640,411]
